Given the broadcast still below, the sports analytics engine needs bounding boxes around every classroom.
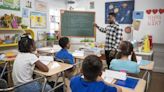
[0,0,164,92]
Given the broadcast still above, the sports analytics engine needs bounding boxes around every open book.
[102,70,127,82]
[39,56,54,65]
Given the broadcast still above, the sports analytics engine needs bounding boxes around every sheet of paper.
[53,45,61,52]
[39,56,54,65]
[0,54,5,60]
[72,50,84,57]
[51,62,60,68]
[128,55,142,63]
[105,70,127,80]
[38,47,52,51]
[102,72,114,83]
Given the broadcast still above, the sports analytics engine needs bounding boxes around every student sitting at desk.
[12,34,51,92]
[55,37,74,64]
[110,41,140,74]
[70,55,122,92]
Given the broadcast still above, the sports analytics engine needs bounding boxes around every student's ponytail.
[131,51,137,62]
[116,50,122,59]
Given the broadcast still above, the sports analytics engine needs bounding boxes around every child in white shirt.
[12,33,51,92]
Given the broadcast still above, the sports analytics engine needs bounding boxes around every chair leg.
[54,74,60,87]
[41,77,47,92]
[0,62,8,79]
[146,71,151,92]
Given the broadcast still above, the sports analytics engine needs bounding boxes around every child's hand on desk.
[96,76,104,82]
[32,51,39,57]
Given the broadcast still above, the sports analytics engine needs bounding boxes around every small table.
[37,45,61,55]
[139,61,154,91]
[135,50,154,61]
[34,61,73,92]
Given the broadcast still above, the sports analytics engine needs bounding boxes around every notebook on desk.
[39,56,54,65]
[115,77,139,89]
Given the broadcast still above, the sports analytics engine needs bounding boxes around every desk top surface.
[34,62,73,76]
[112,77,146,92]
[139,61,154,70]
[135,50,154,56]
[37,45,61,54]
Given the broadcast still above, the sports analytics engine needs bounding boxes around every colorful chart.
[105,1,134,24]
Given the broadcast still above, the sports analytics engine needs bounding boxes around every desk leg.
[142,71,148,79]
[151,53,154,61]
[62,71,66,92]
[0,62,8,78]
[8,61,13,86]
[54,74,60,87]
[146,71,151,92]
[48,73,66,92]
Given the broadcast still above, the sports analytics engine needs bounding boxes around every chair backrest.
[54,57,71,64]
[0,79,8,89]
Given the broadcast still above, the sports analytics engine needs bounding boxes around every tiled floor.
[148,72,164,92]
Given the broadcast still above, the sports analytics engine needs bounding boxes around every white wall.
[71,0,164,44]
[134,0,164,44]
[72,0,131,43]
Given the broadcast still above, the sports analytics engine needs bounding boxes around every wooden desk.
[74,54,102,62]
[37,45,61,55]
[135,50,154,61]
[139,61,154,91]
[34,62,73,76]
[139,61,154,71]
[112,78,146,92]
[2,57,15,62]
[34,61,73,92]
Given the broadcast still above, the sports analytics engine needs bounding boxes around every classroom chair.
[0,79,7,89]
[0,76,47,92]
[0,62,8,80]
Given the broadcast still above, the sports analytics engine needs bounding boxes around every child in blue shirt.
[55,37,74,64]
[110,41,140,74]
[70,55,122,92]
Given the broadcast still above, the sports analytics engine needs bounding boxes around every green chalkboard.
[61,11,95,37]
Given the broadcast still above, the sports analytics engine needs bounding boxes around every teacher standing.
[94,13,123,69]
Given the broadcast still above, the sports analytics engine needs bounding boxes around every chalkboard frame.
[60,10,96,38]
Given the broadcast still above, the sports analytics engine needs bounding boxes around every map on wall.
[105,0,134,24]
[0,0,20,11]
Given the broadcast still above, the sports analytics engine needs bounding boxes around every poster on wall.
[133,11,144,19]
[132,20,141,31]
[35,0,47,12]
[146,9,163,26]
[30,12,47,28]
[90,1,95,9]
[50,15,55,23]
[0,0,20,11]
[25,0,32,8]
[22,8,29,18]
[37,31,46,41]
[105,0,134,24]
